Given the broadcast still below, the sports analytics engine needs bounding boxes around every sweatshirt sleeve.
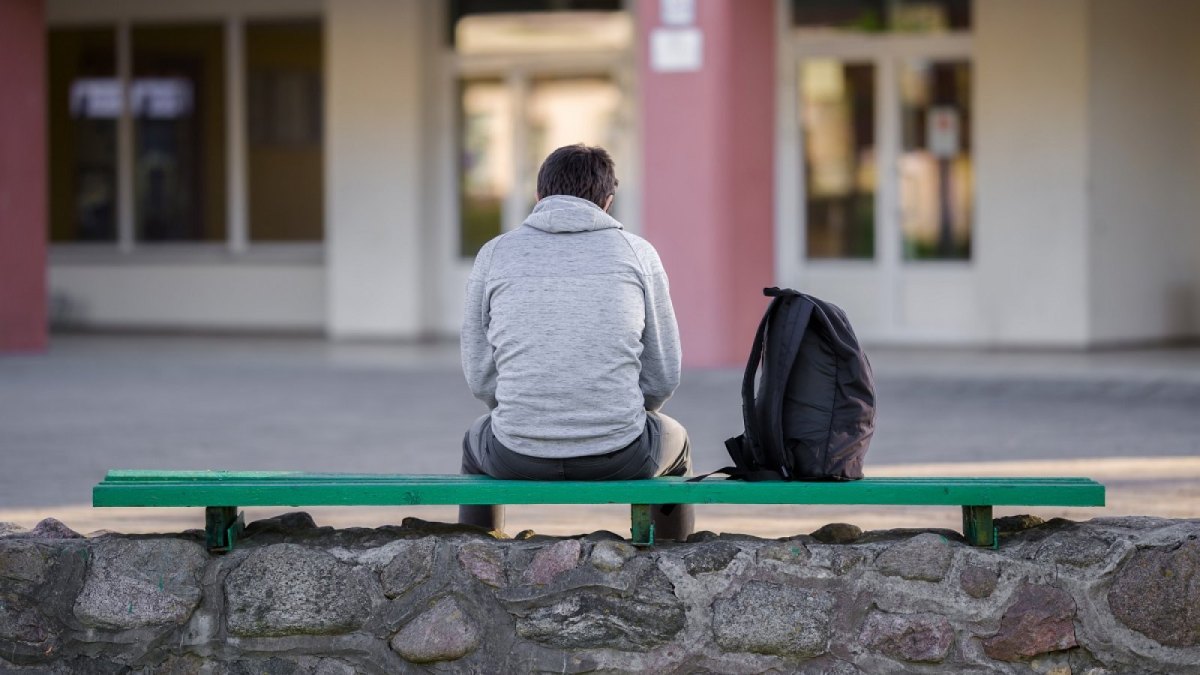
[461,242,498,409]
[638,247,682,412]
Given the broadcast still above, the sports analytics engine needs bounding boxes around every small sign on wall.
[927,107,961,158]
[651,28,703,73]
[660,0,696,26]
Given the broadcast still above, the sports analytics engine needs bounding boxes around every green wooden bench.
[93,470,1105,552]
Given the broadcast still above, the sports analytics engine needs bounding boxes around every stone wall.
[1,514,1198,673]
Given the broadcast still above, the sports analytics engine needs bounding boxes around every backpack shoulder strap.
[735,290,783,469]
[688,466,788,482]
[759,289,814,479]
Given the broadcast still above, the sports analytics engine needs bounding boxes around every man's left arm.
[639,265,682,412]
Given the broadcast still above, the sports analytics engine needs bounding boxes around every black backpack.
[721,287,875,481]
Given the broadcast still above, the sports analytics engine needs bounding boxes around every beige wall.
[975,0,1092,345]
[49,260,325,330]
[1086,0,1200,343]
[975,0,1200,346]
[324,0,429,338]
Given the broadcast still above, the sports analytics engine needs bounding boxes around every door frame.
[774,6,974,340]
[430,29,637,336]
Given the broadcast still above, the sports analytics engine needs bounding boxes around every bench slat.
[99,470,1099,485]
[94,473,1105,508]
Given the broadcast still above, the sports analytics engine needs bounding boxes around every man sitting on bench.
[458,144,693,541]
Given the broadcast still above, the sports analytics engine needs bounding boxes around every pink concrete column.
[0,0,48,352]
[638,0,776,368]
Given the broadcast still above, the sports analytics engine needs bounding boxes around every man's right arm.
[461,243,498,409]
[636,243,682,412]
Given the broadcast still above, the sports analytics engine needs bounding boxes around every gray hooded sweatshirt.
[461,195,682,458]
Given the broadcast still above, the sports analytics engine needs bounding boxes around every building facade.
[2,0,1199,366]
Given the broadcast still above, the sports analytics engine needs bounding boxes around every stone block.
[589,540,636,572]
[959,564,998,599]
[245,511,319,536]
[829,549,865,576]
[225,544,374,637]
[1033,531,1111,568]
[983,583,1078,661]
[757,541,811,566]
[0,540,54,586]
[859,611,953,663]
[876,533,954,582]
[21,519,82,540]
[73,538,206,630]
[390,596,480,663]
[810,523,862,544]
[0,603,57,650]
[1108,538,1200,647]
[380,538,437,598]
[521,539,581,586]
[513,565,684,651]
[995,514,1045,534]
[713,581,834,657]
[458,542,505,588]
[684,542,742,576]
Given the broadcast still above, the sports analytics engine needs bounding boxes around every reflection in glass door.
[899,59,972,260]
[525,76,622,214]
[459,79,512,257]
[49,27,119,242]
[786,4,973,341]
[131,23,227,242]
[458,74,624,258]
[800,60,876,259]
[795,56,973,260]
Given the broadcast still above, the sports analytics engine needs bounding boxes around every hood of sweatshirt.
[522,195,623,234]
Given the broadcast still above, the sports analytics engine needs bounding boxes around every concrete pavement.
[2,335,1198,536]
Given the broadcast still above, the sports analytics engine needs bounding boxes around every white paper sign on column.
[651,28,703,73]
[661,0,696,26]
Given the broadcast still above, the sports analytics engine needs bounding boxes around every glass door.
[436,9,634,335]
[898,58,973,260]
[457,72,627,258]
[782,0,976,341]
[784,31,972,340]
[524,75,624,216]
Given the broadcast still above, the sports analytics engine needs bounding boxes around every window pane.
[792,0,970,32]
[525,76,622,213]
[891,0,971,32]
[48,28,117,243]
[246,20,324,242]
[792,0,886,32]
[801,60,876,259]
[899,60,972,260]
[460,80,512,257]
[132,24,226,242]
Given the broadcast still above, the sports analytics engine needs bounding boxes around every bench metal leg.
[962,505,996,548]
[206,506,244,553]
[630,504,655,547]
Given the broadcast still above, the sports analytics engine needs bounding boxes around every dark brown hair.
[536,144,619,209]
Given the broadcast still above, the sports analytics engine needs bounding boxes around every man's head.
[535,144,619,212]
